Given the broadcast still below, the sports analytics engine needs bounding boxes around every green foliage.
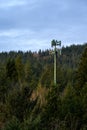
[24,60,34,87]
[15,56,24,86]
[6,86,37,122]
[39,85,61,130]
[80,83,87,128]
[40,65,53,87]
[61,84,83,130]
[0,65,10,103]
[21,115,41,130]
[6,58,18,82]
[0,44,87,130]
[77,47,87,90]
[2,116,21,130]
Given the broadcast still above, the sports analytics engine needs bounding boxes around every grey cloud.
[0,0,87,51]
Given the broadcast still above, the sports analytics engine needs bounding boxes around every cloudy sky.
[0,0,87,52]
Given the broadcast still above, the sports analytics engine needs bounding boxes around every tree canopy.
[0,43,87,130]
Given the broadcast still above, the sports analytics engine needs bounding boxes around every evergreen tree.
[6,58,18,82]
[15,56,24,86]
[77,47,87,90]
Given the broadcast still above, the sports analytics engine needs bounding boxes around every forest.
[0,43,87,130]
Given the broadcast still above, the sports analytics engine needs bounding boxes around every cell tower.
[51,39,61,86]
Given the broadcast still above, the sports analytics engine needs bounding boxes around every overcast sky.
[0,0,87,52]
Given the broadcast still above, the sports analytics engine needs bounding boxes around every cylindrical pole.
[54,46,57,86]
[51,40,61,86]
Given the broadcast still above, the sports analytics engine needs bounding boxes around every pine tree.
[77,47,87,90]
[6,58,18,82]
[15,56,24,86]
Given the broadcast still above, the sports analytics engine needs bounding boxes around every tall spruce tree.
[77,47,87,90]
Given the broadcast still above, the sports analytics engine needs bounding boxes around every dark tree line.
[0,43,87,130]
